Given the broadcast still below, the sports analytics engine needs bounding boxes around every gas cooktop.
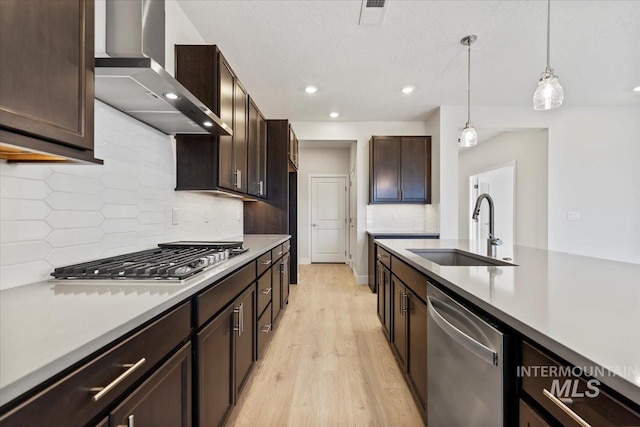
[51,241,248,281]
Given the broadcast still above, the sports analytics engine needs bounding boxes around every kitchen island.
[375,238,640,424]
[0,234,290,425]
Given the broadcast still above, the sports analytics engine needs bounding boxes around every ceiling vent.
[359,0,388,25]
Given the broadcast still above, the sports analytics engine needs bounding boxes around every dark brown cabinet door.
[369,136,431,204]
[0,0,94,158]
[218,57,235,190]
[234,285,255,397]
[400,137,429,202]
[110,343,192,427]
[198,305,234,427]
[281,253,290,305]
[376,261,385,323]
[370,137,401,202]
[383,267,391,337]
[391,277,407,368]
[271,265,281,323]
[233,82,248,193]
[406,291,428,411]
[247,99,266,198]
[258,114,267,197]
[376,263,391,340]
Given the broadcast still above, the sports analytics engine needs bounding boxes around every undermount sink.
[407,249,517,267]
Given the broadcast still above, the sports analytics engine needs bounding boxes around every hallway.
[227,264,423,427]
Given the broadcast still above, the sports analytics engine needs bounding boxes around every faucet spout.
[472,193,502,256]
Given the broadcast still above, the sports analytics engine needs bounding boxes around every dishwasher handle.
[427,297,498,366]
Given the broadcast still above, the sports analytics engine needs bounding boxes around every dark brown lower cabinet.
[109,343,191,427]
[257,303,273,359]
[391,276,407,367]
[272,260,282,323]
[376,261,391,339]
[281,252,290,306]
[406,290,428,412]
[235,285,256,397]
[197,284,256,427]
[197,304,234,427]
[390,270,428,421]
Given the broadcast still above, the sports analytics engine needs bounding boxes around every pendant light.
[533,0,564,110]
[459,35,478,148]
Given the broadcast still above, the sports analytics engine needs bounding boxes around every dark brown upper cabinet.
[369,136,431,204]
[175,45,253,196]
[288,125,299,171]
[247,97,267,198]
[0,0,99,163]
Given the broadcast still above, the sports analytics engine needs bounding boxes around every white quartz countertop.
[366,231,440,237]
[375,239,640,406]
[0,234,290,407]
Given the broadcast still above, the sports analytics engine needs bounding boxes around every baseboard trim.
[355,274,369,285]
[299,258,310,265]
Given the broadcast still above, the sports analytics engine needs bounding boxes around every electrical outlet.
[390,213,395,220]
[204,209,210,223]
[237,210,241,221]
[172,208,179,225]
[567,211,581,221]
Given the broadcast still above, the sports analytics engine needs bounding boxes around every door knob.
[311,223,318,227]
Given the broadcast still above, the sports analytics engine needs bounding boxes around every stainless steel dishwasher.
[427,283,511,427]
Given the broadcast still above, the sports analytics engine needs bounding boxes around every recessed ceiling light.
[329,112,340,118]
[402,86,415,94]
[203,121,213,127]
[633,86,640,92]
[163,92,179,100]
[305,85,318,94]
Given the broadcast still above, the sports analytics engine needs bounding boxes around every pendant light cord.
[546,0,551,68]
[467,41,471,124]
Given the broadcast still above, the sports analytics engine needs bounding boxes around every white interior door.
[311,176,347,263]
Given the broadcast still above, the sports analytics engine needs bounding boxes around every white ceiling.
[177,0,640,122]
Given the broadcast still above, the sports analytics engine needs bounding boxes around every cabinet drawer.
[257,303,273,359]
[376,246,391,268]
[283,240,291,253]
[272,244,284,261]
[109,342,192,427]
[391,256,427,302]
[257,252,272,277]
[522,342,640,426]
[257,272,272,318]
[197,262,256,327]
[0,302,191,427]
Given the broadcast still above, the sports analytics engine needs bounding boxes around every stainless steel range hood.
[95,0,231,136]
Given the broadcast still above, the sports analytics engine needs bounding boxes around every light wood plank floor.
[227,264,423,427]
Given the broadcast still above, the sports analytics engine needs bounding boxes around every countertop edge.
[0,234,290,408]
[375,239,640,407]
[366,231,440,237]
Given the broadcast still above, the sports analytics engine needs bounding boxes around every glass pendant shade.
[533,68,564,110]
[459,124,478,147]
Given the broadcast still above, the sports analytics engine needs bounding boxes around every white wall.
[0,101,243,290]
[292,121,428,284]
[459,130,548,249]
[437,106,640,264]
[297,146,351,264]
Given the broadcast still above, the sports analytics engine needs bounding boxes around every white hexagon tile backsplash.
[0,100,243,290]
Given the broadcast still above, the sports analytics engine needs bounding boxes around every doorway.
[469,163,515,247]
[310,175,348,263]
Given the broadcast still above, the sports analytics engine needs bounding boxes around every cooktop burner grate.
[51,243,248,280]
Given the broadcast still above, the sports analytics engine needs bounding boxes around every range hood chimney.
[95,0,231,136]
